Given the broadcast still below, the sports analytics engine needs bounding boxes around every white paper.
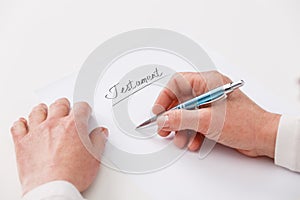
[36,48,300,200]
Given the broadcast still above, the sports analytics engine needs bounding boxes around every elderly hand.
[11,98,108,195]
[153,71,281,158]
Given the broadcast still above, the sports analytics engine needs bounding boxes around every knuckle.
[38,103,47,109]
[41,118,76,135]
[212,70,219,75]
[11,120,21,132]
[210,71,231,83]
[173,73,182,85]
[50,98,70,110]
[81,101,91,109]
[28,112,34,120]
[56,97,70,105]
[171,72,180,80]
[10,121,25,140]
[169,73,182,86]
[191,77,204,96]
[34,103,46,111]
[57,103,69,111]
[52,101,68,108]
[10,125,17,135]
[30,104,47,117]
[76,101,91,112]
[223,75,232,83]
[161,89,170,96]
[50,103,69,111]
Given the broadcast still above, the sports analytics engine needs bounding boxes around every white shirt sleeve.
[275,115,300,172]
[22,180,86,200]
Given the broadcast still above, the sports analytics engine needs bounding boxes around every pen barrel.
[173,87,225,110]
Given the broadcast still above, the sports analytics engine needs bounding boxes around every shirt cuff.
[22,180,85,200]
[275,115,300,172]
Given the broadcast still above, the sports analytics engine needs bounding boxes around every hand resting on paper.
[11,98,108,195]
[153,71,281,158]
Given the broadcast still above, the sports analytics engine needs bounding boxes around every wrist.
[22,180,84,200]
[22,175,53,195]
[256,112,281,158]
[21,168,66,195]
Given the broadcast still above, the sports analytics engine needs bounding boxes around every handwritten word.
[105,67,163,100]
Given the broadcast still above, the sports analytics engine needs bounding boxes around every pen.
[136,80,245,129]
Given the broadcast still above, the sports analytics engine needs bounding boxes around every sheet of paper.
[36,49,300,200]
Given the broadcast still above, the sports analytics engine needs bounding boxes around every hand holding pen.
[137,80,244,129]
[149,71,280,157]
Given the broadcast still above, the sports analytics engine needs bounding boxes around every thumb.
[157,108,211,134]
[89,127,108,159]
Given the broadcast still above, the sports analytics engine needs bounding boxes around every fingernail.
[157,115,169,128]
[100,127,109,138]
[19,117,26,122]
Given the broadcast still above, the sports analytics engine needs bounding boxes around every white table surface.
[0,0,300,199]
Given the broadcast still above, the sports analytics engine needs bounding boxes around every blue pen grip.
[173,87,224,110]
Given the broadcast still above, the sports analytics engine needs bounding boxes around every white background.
[0,0,300,199]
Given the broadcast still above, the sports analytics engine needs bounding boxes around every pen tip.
[136,118,155,130]
[135,125,141,130]
[135,122,146,130]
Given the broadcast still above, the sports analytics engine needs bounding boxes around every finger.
[89,127,108,158]
[152,104,167,115]
[152,99,179,116]
[167,100,179,110]
[28,103,48,127]
[152,73,191,114]
[173,130,189,149]
[152,72,208,115]
[157,129,171,137]
[70,102,92,134]
[11,118,28,143]
[156,116,171,137]
[188,132,204,151]
[157,108,211,134]
[48,98,70,119]
[152,88,177,115]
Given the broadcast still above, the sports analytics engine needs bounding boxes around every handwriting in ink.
[105,67,163,100]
